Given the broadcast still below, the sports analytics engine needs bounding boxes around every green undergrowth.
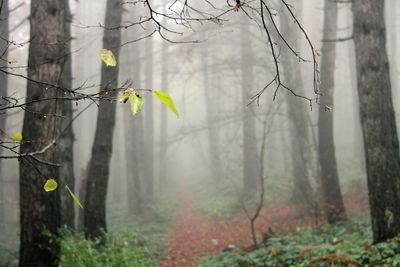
[197,221,400,267]
[60,195,181,267]
[59,229,156,267]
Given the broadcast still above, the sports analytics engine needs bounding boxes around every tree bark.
[59,1,75,229]
[353,0,400,243]
[19,0,69,265]
[318,0,347,223]
[84,0,122,239]
[0,0,8,230]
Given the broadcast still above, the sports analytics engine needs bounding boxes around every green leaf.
[44,178,58,192]
[129,93,143,115]
[11,132,22,141]
[65,184,83,209]
[100,49,117,67]
[152,90,179,118]
[120,88,143,115]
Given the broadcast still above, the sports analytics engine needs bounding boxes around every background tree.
[241,19,259,194]
[278,1,316,210]
[318,0,347,223]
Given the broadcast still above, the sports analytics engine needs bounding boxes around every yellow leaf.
[152,90,179,118]
[315,50,321,56]
[65,184,83,208]
[100,49,117,67]
[324,105,333,112]
[11,132,22,141]
[44,178,58,192]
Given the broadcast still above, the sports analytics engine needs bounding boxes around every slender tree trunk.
[241,23,258,193]
[124,32,143,214]
[353,0,400,243]
[144,37,154,201]
[279,2,315,208]
[124,112,144,214]
[200,41,222,181]
[19,0,69,265]
[0,0,8,230]
[84,0,122,239]
[318,0,347,223]
[159,39,168,193]
[59,1,75,229]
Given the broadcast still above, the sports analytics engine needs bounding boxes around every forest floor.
[159,193,369,267]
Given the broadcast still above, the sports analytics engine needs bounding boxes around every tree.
[353,0,400,243]
[84,0,122,239]
[144,36,155,201]
[279,1,315,209]
[59,0,75,229]
[200,35,222,181]
[241,20,259,193]
[318,0,347,223]
[19,0,69,265]
[159,34,169,193]
[0,0,8,229]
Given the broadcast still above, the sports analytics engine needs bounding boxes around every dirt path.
[160,194,369,267]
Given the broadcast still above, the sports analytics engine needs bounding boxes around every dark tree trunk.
[0,0,8,230]
[59,1,75,229]
[84,0,122,239]
[318,0,347,223]
[19,0,69,265]
[241,23,258,193]
[353,0,400,243]
[279,2,315,208]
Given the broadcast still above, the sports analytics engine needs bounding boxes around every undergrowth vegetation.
[197,221,400,267]
[60,195,180,267]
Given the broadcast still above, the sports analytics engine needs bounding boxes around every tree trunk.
[84,0,122,239]
[241,23,258,193]
[19,0,69,265]
[124,34,144,214]
[144,37,154,201]
[159,39,168,193]
[0,0,8,230]
[200,40,222,181]
[279,1,315,208]
[318,0,347,223]
[59,1,75,229]
[353,0,400,243]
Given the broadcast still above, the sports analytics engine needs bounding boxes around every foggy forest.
[0,0,400,266]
